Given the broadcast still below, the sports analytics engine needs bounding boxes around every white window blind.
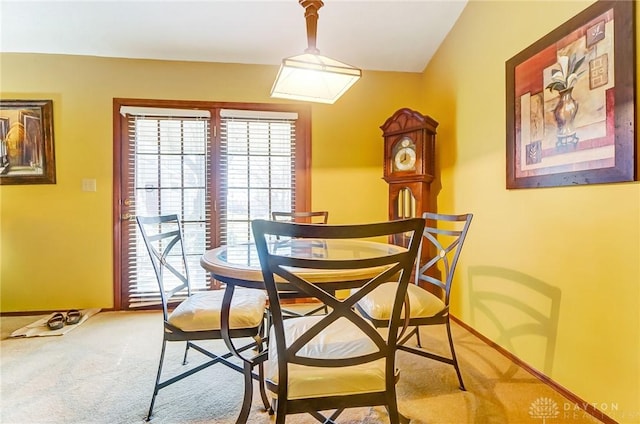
[124,108,212,307]
[117,103,305,310]
[220,110,297,246]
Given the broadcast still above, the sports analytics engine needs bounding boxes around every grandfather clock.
[381,108,438,247]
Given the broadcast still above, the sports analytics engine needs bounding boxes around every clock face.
[392,137,416,172]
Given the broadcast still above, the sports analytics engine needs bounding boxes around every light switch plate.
[82,178,97,192]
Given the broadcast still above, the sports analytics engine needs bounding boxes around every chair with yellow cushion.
[356,212,473,391]
[252,217,425,423]
[136,214,269,422]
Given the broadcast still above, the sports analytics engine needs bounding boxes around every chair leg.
[385,396,401,424]
[264,311,272,337]
[274,398,287,424]
[235,362,254,424]
[415,324,422,348]
[147,338,168,421]
[252,330,270,411]
[446,320,465,391]
[182,341,191,365]
[257,362,270,410]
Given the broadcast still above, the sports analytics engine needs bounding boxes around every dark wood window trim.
[112,98,311,310]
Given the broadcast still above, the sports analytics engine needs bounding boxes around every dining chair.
[271,210,330,318]
[356,212,473,390]
[136,214,269,422]
[271,210,329,224]
[252,217,425,424]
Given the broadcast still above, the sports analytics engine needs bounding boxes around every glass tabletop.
[201,238,405,284]
[221,239,403,266]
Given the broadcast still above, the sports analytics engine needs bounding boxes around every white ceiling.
[0,0,467,73]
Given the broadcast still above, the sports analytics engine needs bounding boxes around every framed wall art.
[506,0,636,189]
[0,99,56,185]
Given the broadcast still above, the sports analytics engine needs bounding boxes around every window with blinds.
[115,102,308,310]
[124,109,212,307]
[219,109,298,246]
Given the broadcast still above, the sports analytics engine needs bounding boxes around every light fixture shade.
[270,53,362,104]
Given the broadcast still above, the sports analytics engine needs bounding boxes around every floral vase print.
[546,53,586,147]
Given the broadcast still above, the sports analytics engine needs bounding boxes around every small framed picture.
[0,99,56,185]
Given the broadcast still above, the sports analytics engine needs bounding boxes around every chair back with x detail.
[252,217,425,424]
[136,214,269,423]
[356,212,473,391]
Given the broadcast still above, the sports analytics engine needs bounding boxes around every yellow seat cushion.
[267,315,386,400]
[168,289,266,331]
[357,282,445,321]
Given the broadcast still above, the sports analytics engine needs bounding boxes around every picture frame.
[506,0,636,189]
[0,99,56,185]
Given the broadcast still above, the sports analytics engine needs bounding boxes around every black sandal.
[47,313,65,330]
[65,309,82,325]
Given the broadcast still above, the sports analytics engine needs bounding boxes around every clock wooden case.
[381,108,438,247]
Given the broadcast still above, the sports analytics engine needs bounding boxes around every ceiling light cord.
[301,0,323,55]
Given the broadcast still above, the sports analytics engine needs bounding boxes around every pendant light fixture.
[270,0,362,104]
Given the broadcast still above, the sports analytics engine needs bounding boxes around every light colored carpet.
[0,311,602,424]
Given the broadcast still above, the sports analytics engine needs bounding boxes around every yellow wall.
[0,53,421,312]
[419,0,639,419]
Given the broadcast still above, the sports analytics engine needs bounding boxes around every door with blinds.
[113,99,311,310]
